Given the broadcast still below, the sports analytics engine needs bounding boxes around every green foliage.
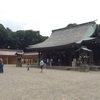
[96,24,100,37]
[0,24,9,48]
[0,23,48,50]
[33,58,38,63]
[66,23,77,28]
[14,30,48,50]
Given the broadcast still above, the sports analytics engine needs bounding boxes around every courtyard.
[0,65,100,100]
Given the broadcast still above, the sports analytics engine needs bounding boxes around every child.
[27,63,30,71]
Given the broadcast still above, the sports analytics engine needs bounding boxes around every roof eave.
[29,43,79,51]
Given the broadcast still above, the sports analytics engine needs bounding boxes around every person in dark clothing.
[0,58,4,73]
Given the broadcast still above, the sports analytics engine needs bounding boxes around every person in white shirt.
[40,59,44,73]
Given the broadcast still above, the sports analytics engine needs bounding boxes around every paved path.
[0,65,100,100]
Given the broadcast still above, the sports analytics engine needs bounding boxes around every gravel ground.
[0,65,100,100]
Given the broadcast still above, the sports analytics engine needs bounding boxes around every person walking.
[47,58,49,66]
[50,58,53,66]
[40,59,44,73]
[27,63,30,71]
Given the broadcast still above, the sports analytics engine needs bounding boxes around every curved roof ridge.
[52,20,96,32]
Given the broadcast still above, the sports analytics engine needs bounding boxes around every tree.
[0,24,9,48]
[14,30,48,50]
[0,23,48,50]
[66,23,77,28]
[96,24,100,37]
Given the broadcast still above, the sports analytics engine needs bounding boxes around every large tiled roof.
[0,49,38,56]
[28,21,96,49]
[0,49,23,56]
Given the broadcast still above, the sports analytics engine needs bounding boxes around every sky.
[0,0,100,36]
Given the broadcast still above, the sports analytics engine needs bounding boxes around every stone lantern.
[15,51,24,67]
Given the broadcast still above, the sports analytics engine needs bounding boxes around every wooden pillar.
[7,57,8,64]
[38,51,41,67]
[59,51,61,66]
[69,50,73,66]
